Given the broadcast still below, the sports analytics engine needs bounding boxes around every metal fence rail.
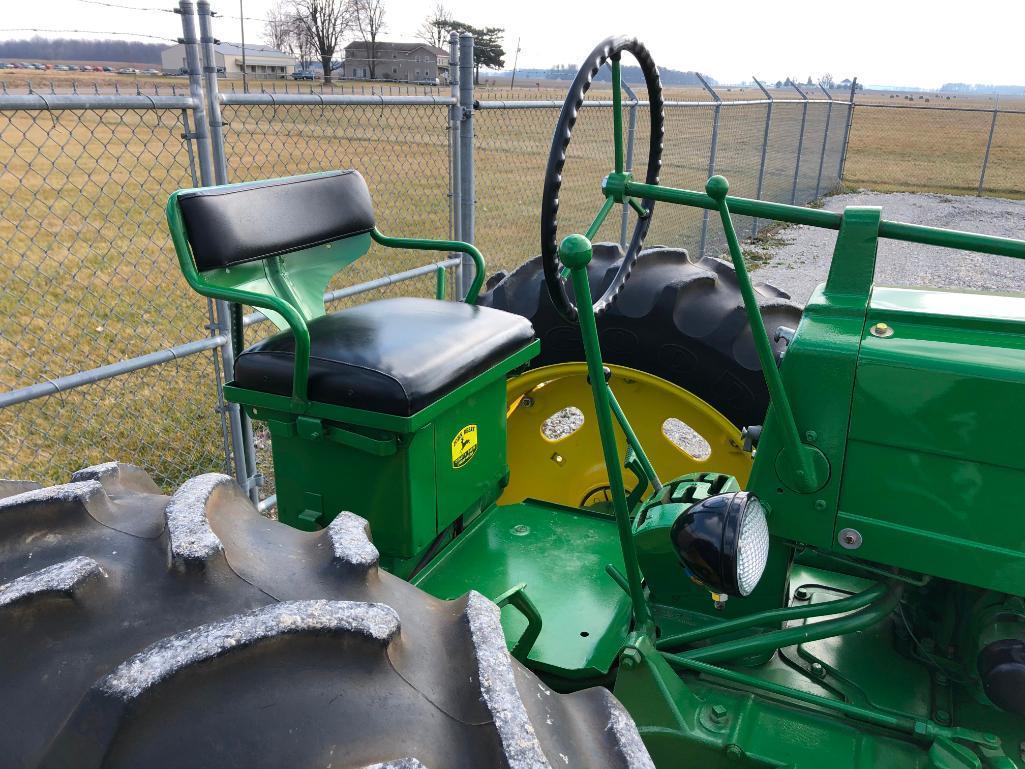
[1,3,1021,501]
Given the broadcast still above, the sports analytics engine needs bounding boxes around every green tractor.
[4,37,1025,768]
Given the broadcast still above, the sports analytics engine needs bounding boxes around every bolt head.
[794,587,810,601]
[838,527,862,549]
[620,647,642,670]
[725,744,745,760]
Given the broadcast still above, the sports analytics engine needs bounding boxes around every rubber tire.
[0,464,653,769]
[480,243,803,429]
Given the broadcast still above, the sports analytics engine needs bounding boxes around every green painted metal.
[655,580,889,651]
[746,208,880,549]
[837,285,1025,594]
[412,498,631,683]
[370,228,485,304]
[562,232,654,635]
[673,581,903,663]
[621,179,1025,261]
[706,176,825,493]
[606,382,661,491]
[614,566,1018,768]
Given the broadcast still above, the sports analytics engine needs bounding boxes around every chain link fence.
[0,97,232,488]
[3,2,1022,501]
[845,104,1025,197]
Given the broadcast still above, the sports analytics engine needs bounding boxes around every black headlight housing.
[669,490,770,597]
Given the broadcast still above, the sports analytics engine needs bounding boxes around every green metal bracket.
[824,206,882,302]
[494,582,543,662]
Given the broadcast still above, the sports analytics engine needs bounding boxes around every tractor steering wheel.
[540,36,665,322]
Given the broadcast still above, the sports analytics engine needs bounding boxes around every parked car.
[142,68,160,76]
[102,66,113,72]
[291,70,315,81]
[117,67,137,75]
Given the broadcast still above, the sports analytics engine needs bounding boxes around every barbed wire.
[0,28,179,43]
[73,0,175,13]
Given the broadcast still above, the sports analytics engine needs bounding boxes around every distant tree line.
[530,64,713,86]
[0,37,163,64]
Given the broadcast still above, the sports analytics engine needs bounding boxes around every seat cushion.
[234,297,536,416]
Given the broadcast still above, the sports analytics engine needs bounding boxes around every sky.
[1,0,1022,88]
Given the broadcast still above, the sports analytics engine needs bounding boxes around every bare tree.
[352,0,387,80]
[417,2,451,49]
[264,4,293,52]
[292,0,352,83]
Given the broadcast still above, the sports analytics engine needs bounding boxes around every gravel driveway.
[745,191,1025,305]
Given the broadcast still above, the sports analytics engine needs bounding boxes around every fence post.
[176,1,235,478]
[196,0,259,503]
[176,2,213,185]
[751,76,773,237]
[837,77,857,183]
[788,78,809,204]
[448,32,461,256]
[696,72,720,260]
[978,104,998,196]
[197,1,228,186]
[457,32,475,297]
[814,82,834,198]
[620,80,639,250]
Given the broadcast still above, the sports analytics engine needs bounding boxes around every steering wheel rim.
[541,36,665,322]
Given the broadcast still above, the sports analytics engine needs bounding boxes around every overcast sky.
[1,0,1021,88]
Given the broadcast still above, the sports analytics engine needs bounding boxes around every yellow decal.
[452,424,478,468]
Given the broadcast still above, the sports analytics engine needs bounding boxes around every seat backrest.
[173,170,375,330]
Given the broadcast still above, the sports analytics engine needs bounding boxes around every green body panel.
[838,285,1025,594]
[233,350,532,571]
[412,499,632,683]
[747,208,880,548]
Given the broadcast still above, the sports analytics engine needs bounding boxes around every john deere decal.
[451,424,478,468]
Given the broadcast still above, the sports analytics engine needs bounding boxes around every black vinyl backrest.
[177,170,376,272]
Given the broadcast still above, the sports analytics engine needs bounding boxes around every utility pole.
[239,0,248,93]
[510,37,521,90]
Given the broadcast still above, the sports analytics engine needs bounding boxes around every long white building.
[161,42,296,78]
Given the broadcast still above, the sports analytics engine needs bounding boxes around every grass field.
[1,71,1022,489]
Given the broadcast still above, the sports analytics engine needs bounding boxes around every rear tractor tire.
[0,462,653,769]
[481,243,801,430]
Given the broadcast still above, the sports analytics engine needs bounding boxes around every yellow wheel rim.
[502,363,751,507]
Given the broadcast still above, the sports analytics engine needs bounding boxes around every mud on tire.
[0,463,653,769]
[480,243,802,429]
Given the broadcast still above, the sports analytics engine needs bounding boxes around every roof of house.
[343,41,448,56]
[212,42,295,59]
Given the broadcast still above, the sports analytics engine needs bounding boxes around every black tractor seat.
[234,296,535,416]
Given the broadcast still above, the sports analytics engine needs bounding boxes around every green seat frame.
[165,171,486,412]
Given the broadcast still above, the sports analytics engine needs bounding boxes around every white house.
[161,42,296,78]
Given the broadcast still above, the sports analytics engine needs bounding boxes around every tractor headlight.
[669,491,770,597]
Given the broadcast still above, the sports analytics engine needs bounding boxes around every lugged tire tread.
[0,462,652,769]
